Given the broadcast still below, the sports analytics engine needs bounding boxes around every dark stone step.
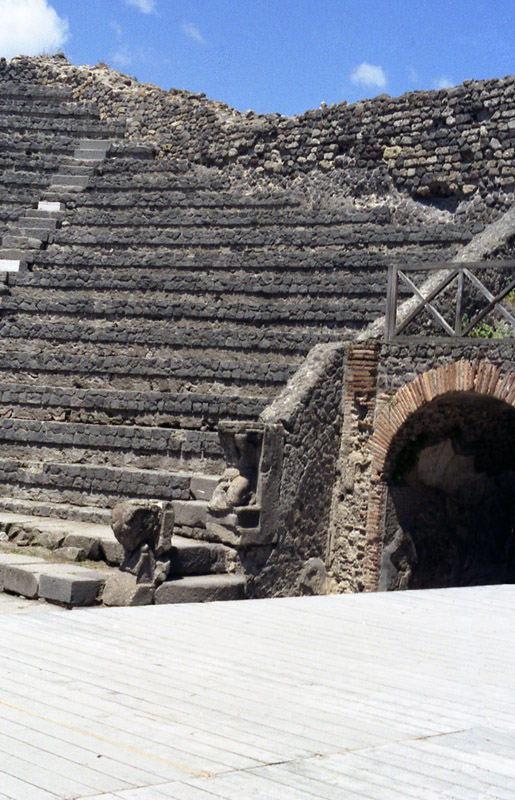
[0,509,229,573]
[0,458,220,505]
[0,317,347,354]
[0,294,382,325]
[0,101,99,120]
[36,242,461,270]
[0,418,224,472]
[0,348,298,386]
[52,225,468,249]
[10,267,387,296]
[154,574,246,604]
[0,383,269,422]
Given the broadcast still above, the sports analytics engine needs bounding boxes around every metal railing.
[385,260,515,339]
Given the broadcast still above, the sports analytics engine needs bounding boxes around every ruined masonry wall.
[2,56,514,204]
[251,343,347,597]
[328,340,515,593]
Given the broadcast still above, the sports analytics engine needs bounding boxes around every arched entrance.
[367,360,515,591]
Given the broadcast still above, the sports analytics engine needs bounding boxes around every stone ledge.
[0,554,108,605]
[154,573,246,604]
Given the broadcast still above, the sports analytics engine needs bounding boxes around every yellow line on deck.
[0,699,212,779]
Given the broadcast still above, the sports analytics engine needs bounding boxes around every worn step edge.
[154,573,246,604]
[0,555,108,605]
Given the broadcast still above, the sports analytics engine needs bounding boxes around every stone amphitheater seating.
[0,150,471,516]
[0,66,493,603]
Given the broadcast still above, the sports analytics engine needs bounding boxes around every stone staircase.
[0,512,244,606]
[0,78,122,271]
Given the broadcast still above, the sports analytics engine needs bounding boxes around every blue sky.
[0,0,513,115]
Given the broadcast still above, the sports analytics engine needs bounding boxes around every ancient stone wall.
[2,55,514,210]
[248,343,347,597]
[325,341,515,592]
[0,54,514,597]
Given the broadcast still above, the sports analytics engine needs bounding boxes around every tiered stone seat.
[0,150,474,541]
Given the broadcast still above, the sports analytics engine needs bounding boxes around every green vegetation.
[462,314,510,339]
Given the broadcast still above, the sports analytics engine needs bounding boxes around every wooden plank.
[0,706,163,788]
[455,268,464,334]
[394,268,458,335]
[462,269,515,333]
[0,773,60,800]
[0,622,455,748]
[392,259,515,271]
[385,263,398,339]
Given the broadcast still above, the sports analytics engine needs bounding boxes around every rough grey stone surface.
[111,500,161,552]
[101,572,154,606]
[63,532,100,559]
[38,568,106,606]
[154,573,246,604]
[0,55,513,602]
[1,563,44,598]
[0,553,44,590]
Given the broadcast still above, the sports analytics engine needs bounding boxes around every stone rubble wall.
[327,340,515,592]
[4,54,514,209]
[250,343,347,597]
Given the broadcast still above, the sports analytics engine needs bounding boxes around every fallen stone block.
[55,546,87,562]
[100,538,124,565]
[63,533,100,560]
[33,530,66,550]
[173,500,207,529]
[168,539,227,576]
[1,563,46,599]
[38,567,107,606]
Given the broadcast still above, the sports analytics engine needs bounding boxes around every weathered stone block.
[1,564,45,598]
[173,500,207,528]
[33,530,66,550]
[99,538,124,565]
[0,554,45,591]
[154,573,246,604]
[168,540,227,576]
[63,533,100,559]
[39,567,106,606]
[111,500,161,551]
[190,476,218,501]
[102,572,154,607]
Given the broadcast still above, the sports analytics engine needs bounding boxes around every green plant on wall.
[462,314,511,339]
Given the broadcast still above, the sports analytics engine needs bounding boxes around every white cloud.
[110,21,123,39]
[0,0,69,59]
[350,62,387,90]
[111,47,133,69]
[124,0,156,14]
[434,76,454,89]
[182,22,206,44]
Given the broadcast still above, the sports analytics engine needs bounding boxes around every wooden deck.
[0,585,513,799]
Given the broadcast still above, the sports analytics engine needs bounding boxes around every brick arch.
[363,359,515,589]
